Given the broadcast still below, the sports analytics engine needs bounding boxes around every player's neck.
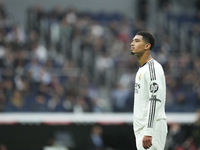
[137,53,152,67]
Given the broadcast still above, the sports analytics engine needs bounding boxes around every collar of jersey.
[140,58,153,68]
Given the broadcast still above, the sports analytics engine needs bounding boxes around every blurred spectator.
[73,92,92,113]
[175,92,187,112]
[66,8,77,25]
[30,41,48,63]
[192,109,200,149]
[111,83,130,112]
[6,24,26,45]
[27,3,45,33]
[95,52,114,85]
[86,125,105,150]
[138,0,148,21]
[39,67,51,85]
[13,49,27,75]
[0,92,5,112]
[3,79,14,100]
[118,18,131,43]
[182,137,196,150]
[5,90,26,112]
[195,0,200,10]
[62,95,74,112]
[165,123,187,150]
[91,21,104,38]
[0,0,6,19]
[25,57,42,83]
[194,87,200,110]
[47,94,62,112]
[31,93,48,112]
[166,110,200,150]
[0,143,7,150]
[0,48,14,69]
[27,29,40,44]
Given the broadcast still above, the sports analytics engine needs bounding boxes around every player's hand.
[142,136,152,149]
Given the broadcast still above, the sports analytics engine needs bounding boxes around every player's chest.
[135,70,147,93]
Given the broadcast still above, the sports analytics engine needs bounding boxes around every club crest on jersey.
[139,74,141,81]
[150,82,159,93]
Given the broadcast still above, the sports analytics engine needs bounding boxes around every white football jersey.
[133,58,167,136]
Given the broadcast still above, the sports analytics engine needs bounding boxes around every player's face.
[130,35,147,56]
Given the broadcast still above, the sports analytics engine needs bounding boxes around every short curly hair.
[136,31,155,50]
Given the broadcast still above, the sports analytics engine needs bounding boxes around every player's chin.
[131,51,135,55]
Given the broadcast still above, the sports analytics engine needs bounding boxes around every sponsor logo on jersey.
[150,82,159,93]
[135,83,140,93]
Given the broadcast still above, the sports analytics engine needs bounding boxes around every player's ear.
[145,43,151,50]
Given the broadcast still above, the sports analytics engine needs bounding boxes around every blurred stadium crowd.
[0,0,200,113]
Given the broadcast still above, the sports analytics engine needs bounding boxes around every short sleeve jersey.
[133,59,167,136]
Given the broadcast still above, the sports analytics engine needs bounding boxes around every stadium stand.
[0,2,200,113]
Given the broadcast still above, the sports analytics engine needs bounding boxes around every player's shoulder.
[144,59,165,81]
[147,59,164,73]
[147,59,162,68]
